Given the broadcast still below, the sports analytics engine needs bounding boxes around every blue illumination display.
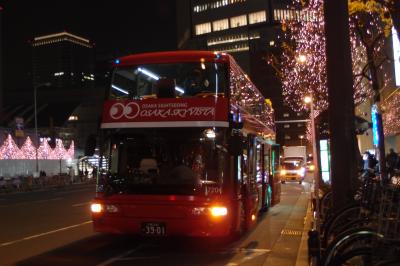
[115,59,120,64]
[371,104,379,146]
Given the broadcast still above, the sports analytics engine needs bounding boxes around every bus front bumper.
[92,215,231,238]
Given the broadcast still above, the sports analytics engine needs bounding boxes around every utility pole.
[324,0,358,211]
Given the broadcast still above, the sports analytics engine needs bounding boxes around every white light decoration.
[38,138,52,159]
[276,0,388,113]
[0,134,75,160]
[0,134,23,159]
[20,136,36,160]
[392,27,400,87]
[51,139,67,160]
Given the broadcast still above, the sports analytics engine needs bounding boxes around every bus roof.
[115,50,230,67]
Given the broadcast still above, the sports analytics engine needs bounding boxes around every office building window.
[248,11,266,24]
[195,23,212,35]
[216,43,249,53]
[213,19,229,31]
[274,9,315,22]
[297,112,302,116]
[297,123,303,127]
[193,0,247,13]
[284,134,291,140]
[68,115,78,121]
[230,15,247,28]
[284,124,290,128]
[207,33,259,46]
[283,113,289,117]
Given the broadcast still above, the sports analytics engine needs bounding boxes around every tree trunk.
[324,0,358,212]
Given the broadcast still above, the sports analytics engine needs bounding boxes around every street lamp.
[299,135,304,146]
[297,54,307,63]
[34,82,51,175]
[304,95,320,232]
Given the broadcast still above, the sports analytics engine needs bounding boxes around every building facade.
[176,0,310,148]
[32,31,95,90]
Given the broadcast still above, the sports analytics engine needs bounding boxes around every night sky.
[0,0,177,90]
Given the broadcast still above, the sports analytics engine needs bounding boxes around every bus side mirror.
[229,134,243,156]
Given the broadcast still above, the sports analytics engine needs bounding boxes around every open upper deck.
[102,51,275,138]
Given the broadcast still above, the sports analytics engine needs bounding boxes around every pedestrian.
[386,148,398,177]
[363,151,377,172]
[363,151,371,171]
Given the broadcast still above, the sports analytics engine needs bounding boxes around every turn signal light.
[210,206,228,217]
[91,203,103,213]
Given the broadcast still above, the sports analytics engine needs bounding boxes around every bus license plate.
[141,222,166,236]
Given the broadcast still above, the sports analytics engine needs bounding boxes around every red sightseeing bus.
[91,50,280,238]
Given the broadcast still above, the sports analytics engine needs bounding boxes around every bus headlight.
[210,206,228,217]
[280,170,287,176]
[91,203,119,213]
[91,203,103,213]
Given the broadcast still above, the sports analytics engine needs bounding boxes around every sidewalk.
[263,181,313,266]
[0,176,95,195]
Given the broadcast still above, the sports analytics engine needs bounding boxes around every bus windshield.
[99,128,229,195]
[110,62,227,99]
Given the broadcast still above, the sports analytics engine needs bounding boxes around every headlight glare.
[91,203,103,213]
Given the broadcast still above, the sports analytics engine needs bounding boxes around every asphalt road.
[0,178,311,266]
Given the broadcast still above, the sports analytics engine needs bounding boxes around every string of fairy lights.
[229,56,275,130]
[0,135,74,160]
[383,92,400,136]
[277,0,394,139]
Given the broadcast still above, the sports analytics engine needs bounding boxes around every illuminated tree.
[375,0,400,34]
[20,136,36,160]
[0,134,23,159]
[51,139,67,160]
[67,141,75,159]
[37,138,52,159]
[275,0,393,113]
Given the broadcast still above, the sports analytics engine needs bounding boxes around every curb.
[296,197,312,266]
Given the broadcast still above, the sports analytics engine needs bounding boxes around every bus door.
[270,144,281,206]
[261,143,271,211]
[243,135,259,220]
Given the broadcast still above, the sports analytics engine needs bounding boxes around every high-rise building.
[176,0,311,148]
[32,31,95,90]
[0,6,3,112]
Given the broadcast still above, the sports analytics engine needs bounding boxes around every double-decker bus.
[91,50,280,238]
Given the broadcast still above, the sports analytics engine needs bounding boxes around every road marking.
[0,220,92,247]
[225,248,270,265]
[97,246,144,266]
[72,201,91,207]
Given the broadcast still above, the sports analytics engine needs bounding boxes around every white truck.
[280,146,307,184]
[283,146,307,163]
